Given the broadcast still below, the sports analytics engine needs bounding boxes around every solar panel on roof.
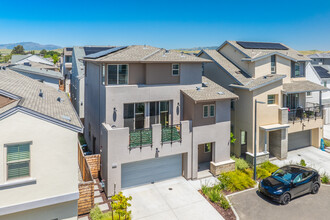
[66,48,73,51]
[236,41,288,50]
[314,66,330,78]
[84,47,115,55]
[84,46,128,59]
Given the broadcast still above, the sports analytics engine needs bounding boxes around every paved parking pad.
[229,186,330,220]
[122,177,224,220]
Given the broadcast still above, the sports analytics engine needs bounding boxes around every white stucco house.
[0,67,83,220]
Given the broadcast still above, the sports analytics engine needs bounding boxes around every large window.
[7,143,30,180]
[291,62,305,78]
[203,104,215,118]
[203,105,209,118]
[271,55,276,74]
[108,64,128,85]
[65,56,72,63]
[172,64,180,76]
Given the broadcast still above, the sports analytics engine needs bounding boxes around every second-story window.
[203,104,215,118]
[172,64,180,76]
[267,94,277,105]
[271,55,276,74]
[108,64,128,85]
[7,143,31,180]
[291,61,305,78]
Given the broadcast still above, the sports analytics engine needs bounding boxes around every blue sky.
[0,0,330,50]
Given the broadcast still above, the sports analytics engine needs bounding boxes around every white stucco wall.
[0,112,78,218]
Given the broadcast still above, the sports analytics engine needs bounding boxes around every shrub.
[231,156,249,170]
[300,159,306,167]
[218,170,255,192]
[321,174,330,184]
[201,184,210,195]
[207,188,221,203]
[257,167,271,179]
[219,194,230,210]
[259,161,279,174]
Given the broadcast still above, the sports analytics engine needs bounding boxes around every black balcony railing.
[161,124,182,144]
[288,106,323,123]
[129,128,152,148]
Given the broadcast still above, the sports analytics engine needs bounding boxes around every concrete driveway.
[271,146,330,175]
[229,186,330,220]
[122,177,224,220]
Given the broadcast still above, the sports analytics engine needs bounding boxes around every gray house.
[83,45,238,196]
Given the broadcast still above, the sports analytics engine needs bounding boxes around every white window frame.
[5,142,32,181]
[107,64,129,85]
[172,64,180,76]
[267,94,276,105]
[203,105,209,118]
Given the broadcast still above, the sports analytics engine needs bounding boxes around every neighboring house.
[9,65,64,90]
[83,45,238,196]
[198,41,328,164]
[71,46,114,119]
[0,68,83,220]
[11,54,57,71]
[62,48,73,93]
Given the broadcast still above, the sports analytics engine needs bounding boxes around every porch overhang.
[282,80,330,94]
[260,124,290,131]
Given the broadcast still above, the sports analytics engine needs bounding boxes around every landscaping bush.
[321,174,330,184]
[324,139,330,147]
[218,170,255,192]
[300,159,306,167]
[207,188,221,203]
[231,156,249,170]
[258,161,279,174]
[90,205,132,220]
[203,186,231,210]
[256,167,271,179]
[219,194,230,210]
[201,184,210,195]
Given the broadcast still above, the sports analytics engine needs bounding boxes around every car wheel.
[281,193,290,205]
[311,183,319,194]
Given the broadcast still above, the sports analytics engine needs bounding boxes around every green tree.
[231,132,236,144]
[52,54,59,64]
[40,49,47,56]
[4,54,11,63]
[11,45,25,55]
[111,192,132,220]
[30,50,35,55]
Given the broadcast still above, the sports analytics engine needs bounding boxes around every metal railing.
[288,106,323,123]
[161,124,182,144]
[129,128,152,148]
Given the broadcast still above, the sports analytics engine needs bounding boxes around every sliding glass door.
[150,102,160,126]
[135,103,145,129]
[124,103,145,130]
[160,101,169,127]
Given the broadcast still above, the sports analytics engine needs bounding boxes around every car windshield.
[272,168,293,183]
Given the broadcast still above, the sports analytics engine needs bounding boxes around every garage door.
[121,154,182,189]
[288,130,311,151]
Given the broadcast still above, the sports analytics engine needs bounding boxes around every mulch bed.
[199,190,236,220]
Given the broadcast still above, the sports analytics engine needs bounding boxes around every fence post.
[140,130,142,146]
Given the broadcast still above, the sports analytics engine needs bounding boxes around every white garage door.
[121,154,182,189]
[288,130,311,151]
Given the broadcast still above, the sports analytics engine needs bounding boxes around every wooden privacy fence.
[78,143,94,215]
[85,154,101,179]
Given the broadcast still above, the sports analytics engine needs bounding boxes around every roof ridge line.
[141,48,162,61]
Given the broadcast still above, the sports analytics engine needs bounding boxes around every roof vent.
[39,89,43,98]
[196,86,201,91]
[143,44,147,49]
[61,115,71,121]
[57,97,63,102]
[217,91,225,95]
[2,66,6,70]
[263,76,267,79]
[202,82,208,87]
[298,54,303,56]
[165,49,170,54]
[180,52,185,57]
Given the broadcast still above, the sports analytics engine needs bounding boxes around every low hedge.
[218,170,255,192]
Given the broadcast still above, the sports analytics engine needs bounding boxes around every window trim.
[107,64,129,85]
[267,94,277,105]
[306,91,312,97]
[209,104,215,117]
[5,142,32,181]
[271,55,276,74]
[172,64,180,76]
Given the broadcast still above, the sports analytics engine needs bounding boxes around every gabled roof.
[9,65,64,80]
[313,66,330,79]
[181,76,238,103]
[0,68,82,132]
[83,45,211,63]
[199,49,251,85]
[283,80,329,94]
[230,74,286,91]
[308,53,330,59]
[217,41,311,62]
[11,54,32,64]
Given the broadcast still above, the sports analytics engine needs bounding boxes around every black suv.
[259,165,320,205]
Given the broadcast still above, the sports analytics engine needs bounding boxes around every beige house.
[199,41,328,164]
[83,45,238,195]
[0,68,83,220]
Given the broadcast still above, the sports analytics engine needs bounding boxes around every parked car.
[259,165,320,205]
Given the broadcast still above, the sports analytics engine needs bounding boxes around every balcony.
[129,124,182,148]
[288,106,323,124]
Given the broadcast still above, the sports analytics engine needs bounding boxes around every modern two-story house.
[0,68,83,220]
[199,41,328,164]
[83,45,238,196]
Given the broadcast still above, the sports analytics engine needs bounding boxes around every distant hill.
[0,42,61,50]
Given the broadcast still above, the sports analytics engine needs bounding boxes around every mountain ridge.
[0,42,62,50]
